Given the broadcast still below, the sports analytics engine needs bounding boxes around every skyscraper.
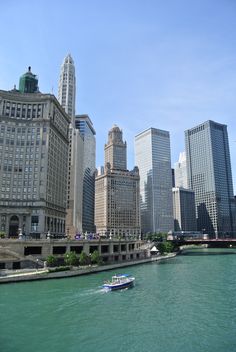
[174,151,188,188]
[75,114,96,233]
[172,187,196,231]
[185,120,235,238]
[95,126,140,238]
[58,54,84,236]
[135,128,174,234]
[104,125,127,170]
[58,54,76,123]
[0,69,70,237]
[66,128,84,235]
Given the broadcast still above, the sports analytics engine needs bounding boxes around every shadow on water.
[157,258,182,265]
[181,250,236,256]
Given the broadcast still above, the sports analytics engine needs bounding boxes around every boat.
[102,274,135,291]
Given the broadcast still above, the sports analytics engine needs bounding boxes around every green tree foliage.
[90,250,103,265]
[64,251,79,266]
[46,255,57,267]
[154,232,167,242]
[79,251,90,266]
[157,241,174,254]
[144,232,168,242]
[0,231,6,238]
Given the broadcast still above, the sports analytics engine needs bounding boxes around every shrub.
[90,250,103,265]
[46,255,57,267]
[79,251,90,266]
[48,266,71,273]
[0,232,6,238]
[64,251,79,266]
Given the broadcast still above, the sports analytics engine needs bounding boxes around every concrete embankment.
[0,253,176,284]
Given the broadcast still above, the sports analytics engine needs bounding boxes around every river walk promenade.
[0,253,176,284]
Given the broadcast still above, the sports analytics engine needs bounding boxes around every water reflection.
[181,248,236,256]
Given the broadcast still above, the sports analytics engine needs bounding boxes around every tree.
[90,250,103,265]
[46,255,57,267]
[157,241,174,255]
[143,232,168,242]
[79,251,90,266]
[64,251,79,266]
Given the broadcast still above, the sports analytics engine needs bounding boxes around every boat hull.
[103,278,135,291]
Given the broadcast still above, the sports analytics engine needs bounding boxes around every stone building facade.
[0,82,70,237]
[95,125,140,238]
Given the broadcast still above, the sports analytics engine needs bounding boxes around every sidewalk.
[0,253,177,284]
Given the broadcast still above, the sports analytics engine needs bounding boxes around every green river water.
[1,248,236,352]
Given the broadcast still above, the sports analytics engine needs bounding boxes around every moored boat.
[102,274,135,291]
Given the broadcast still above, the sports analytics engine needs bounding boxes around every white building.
[58,54,84,236]
[174,151,188,188]
[135,128,174,234]
[58,54,76,124]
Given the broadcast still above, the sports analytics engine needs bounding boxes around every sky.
[1,0,236,190]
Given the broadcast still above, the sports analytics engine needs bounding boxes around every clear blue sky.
[1,0,236,190]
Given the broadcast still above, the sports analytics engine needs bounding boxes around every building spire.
[58,53,76,123]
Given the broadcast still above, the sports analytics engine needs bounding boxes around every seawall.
[0,253,176,284]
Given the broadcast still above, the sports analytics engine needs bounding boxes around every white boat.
[102,274,135,291]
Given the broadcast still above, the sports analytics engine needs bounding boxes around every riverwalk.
[0,253,176,284]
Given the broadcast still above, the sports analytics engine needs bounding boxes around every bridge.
[170,238,236,247]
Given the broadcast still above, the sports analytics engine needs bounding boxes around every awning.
[150,246,159,252]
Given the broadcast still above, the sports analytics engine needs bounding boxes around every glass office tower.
[185,120,235,238]
[75,114,96,233]
[135,128,174,234]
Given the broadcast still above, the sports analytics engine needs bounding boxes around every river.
[1,248,236,352]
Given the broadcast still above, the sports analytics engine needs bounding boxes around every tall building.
[66,128,84,235]
[104,125,127,170]
[172,187,196,231]
[135,128,174,234]
[75,114,96,233]
[171,168,175,188]
[174,151,188,188]
[95,125,140,238]
[58,54,76,123]
[0,68,70,237]
[185,120,235,237]
[58,54,84,236]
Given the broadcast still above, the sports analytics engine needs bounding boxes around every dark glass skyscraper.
[75,114,96,233]
[185,120,235,238]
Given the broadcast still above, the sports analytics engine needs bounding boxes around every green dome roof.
[19,66,39,93]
